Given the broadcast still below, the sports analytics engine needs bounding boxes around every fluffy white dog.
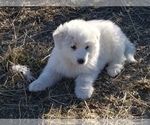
[29,19,136,99]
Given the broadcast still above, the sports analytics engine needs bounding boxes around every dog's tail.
[125,39,137,63]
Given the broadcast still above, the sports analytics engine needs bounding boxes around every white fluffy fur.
[29,19,136,99]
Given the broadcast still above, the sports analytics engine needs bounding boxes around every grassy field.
[0,7,150,119]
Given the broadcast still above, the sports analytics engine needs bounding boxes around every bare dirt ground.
[0,7,150,119]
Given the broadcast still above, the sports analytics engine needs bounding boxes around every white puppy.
[29,19,136,100]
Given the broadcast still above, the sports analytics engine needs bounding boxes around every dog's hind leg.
[106,50,126,77]
[106,63,124,77]
[125,40,137,63]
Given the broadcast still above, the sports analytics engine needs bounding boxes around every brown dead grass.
[0,7,150,119]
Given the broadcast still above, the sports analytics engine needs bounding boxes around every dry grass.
[0,7,150,119]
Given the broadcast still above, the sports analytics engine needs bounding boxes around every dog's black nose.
[77,59,85,64]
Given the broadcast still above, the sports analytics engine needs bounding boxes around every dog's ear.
[53,24,67,49]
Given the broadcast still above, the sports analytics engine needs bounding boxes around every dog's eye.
[85,46,89,50]
[71,45,76,50]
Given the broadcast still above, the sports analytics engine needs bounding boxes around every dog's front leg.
[75,73,98,100]
[29,65,62,92]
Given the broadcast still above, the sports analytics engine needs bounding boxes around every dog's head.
[53,19,100,65]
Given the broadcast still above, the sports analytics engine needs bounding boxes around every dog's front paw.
[29,80,45,92]
[106,64,123,77]
[75,86,94,100]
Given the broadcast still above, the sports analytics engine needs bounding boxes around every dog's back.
[87,20,136,63]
